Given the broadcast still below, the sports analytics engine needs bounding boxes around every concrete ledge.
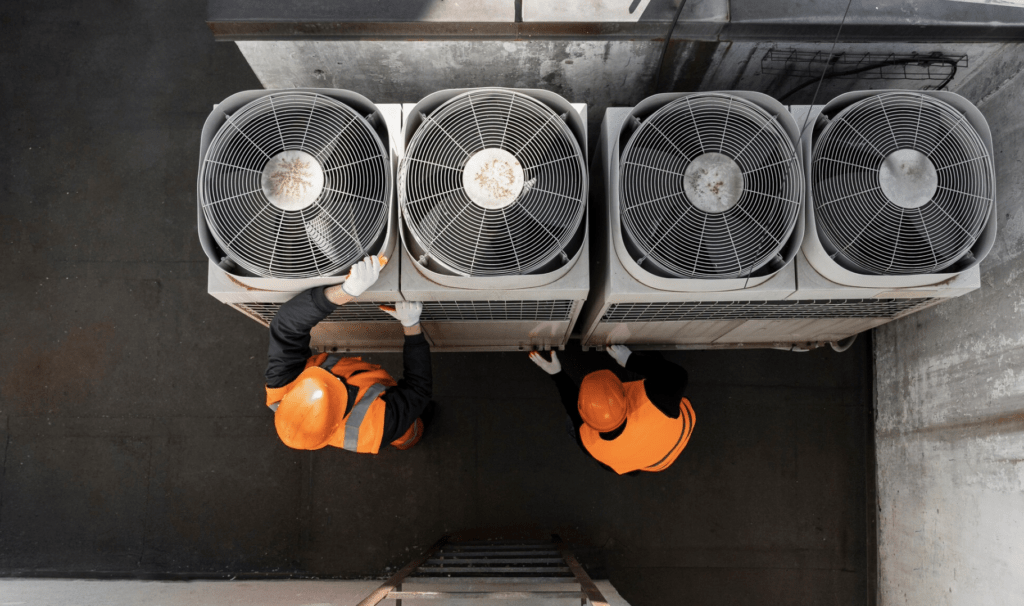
[207,0,1024,41]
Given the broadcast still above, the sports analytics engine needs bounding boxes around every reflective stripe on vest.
[342,382,387,452]
[320,354,344,371]
[644,411,691,470]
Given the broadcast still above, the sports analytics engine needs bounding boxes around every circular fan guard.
[619,93,803,279]
[812,92,995,275]
[400,89,587,277]
[200,92,391,278]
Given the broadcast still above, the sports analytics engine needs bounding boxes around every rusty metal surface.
[554,535,609,606]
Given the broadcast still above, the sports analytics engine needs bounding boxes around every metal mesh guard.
[813,92,995,275]
[237,300,574,323]
[602,298,935,322]
[620,93,803,279]
[237,302,394,323]
[400,90,587,277]
[200,92,391,278]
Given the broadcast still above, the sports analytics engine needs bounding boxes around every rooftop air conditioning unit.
[760,90,996,347]
[580,92,807,349]
[398,88,590,351]
[198,89,406,352]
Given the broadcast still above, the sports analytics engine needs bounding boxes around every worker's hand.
[606,344,632,367]
[379,301,423,327]
[341,255,386,297]
[529,350,562,375]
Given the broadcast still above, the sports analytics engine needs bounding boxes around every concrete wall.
[873,45,1024,605]
[235,39,1013,158]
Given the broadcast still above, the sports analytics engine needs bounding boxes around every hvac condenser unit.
[765,90,997,345]
[580,92,807,349]
[398,88,590,351]
[198,89,406,352]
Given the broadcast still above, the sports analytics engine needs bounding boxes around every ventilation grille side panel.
[602,298,936,322]
[421,320,573,350]
[421,300,574,321]
[229,302,406,352]
[235,302,395,323]
[235,300,575,323]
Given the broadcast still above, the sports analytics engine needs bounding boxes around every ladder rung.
[406,576,579,584]
[441,544,553,551]
[416,567,571,574]
[427,558,564,565]
[389,591,584,600]
[446,540,553,546]
[436,550,560,557]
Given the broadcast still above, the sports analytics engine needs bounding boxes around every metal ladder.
[357,535,609,605]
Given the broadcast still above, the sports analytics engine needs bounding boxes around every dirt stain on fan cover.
[269,158,315,200]
[473,158,519,201]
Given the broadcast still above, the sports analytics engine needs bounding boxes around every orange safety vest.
[265,353,397,454]
[579,380,695,475]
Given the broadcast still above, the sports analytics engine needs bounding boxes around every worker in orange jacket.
[265,255,434,453]
[529,345,694,475]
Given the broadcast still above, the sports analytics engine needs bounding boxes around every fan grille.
[400,90,587,276]
[200,92,391,278]
[812,92,995,275]
[619,93,803,279]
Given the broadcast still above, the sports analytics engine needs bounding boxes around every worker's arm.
[528,351,585,439]
[529,352,623,474]
[265,286,339,388]
[552,371,585,433]
[380,303,432,443]
[265,255,384,388]
[621,350,687,419]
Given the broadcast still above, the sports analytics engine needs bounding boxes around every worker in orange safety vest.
[265,255,434,453]
[529,345,694,475]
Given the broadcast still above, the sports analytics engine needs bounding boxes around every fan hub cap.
[683,152,744,213]
[261,150,325,211]
[879,149,937,209]
[462,148,525,210]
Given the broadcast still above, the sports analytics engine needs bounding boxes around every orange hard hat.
[578,370,627,432]
[274,367,349,450]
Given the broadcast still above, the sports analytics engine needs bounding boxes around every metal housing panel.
[586,319,743,346]
[713,318,892,345]
[205,101,407,353]
[398,97,590,352]
[583,102,982,351]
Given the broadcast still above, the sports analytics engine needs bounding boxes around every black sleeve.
[625,353,687,419]
[551,371,593,453]
[381,332,433,444]
[552,371,583,432]
[265,286,337,388]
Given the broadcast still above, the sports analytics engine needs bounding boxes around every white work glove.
[380,301,423,327]
[341,255,386,297]
[606,344,632,368]
[529,350,562,375]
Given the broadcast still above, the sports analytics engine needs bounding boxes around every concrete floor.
[0,2,874,605]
